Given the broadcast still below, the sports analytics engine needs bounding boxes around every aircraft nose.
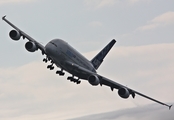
[45,42,61,56]
[45,42,55,55]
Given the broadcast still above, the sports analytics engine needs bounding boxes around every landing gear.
[67,76,73,80]
[56,70,65,76]
[47,60,54,70]
[76,80,81,84]
[67,76,81,84]
[47,64,54,70]
[42,56,79,84]
[43,55,52,62]
[43,58,48,63]
[44,56,54,70]
[43,56,50,63]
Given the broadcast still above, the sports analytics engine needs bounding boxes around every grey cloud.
[137,11,174,31]
[71,104,174,120]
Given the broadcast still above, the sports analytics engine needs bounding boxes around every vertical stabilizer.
[91,39,116,70]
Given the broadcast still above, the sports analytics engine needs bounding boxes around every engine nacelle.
[88,75,100,86]
[118,87,130,99]
[9,30,21,40]
[25,42,38,52]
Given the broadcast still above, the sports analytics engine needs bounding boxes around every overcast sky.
[0,0,174,120]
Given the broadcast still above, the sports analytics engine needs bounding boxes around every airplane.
[2,16,172,110]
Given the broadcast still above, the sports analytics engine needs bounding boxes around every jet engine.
[88,75,100,86]
[9,30,21,40]
[25,41,38,52]
[118,87,130,99]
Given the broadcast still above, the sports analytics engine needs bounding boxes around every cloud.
[71,104,174,120]
[137,11,174,31]
[0,43,174,119]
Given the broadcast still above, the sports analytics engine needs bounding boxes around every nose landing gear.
[47,60,54,70]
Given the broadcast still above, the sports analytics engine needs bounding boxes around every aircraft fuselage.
[45,39,96,79]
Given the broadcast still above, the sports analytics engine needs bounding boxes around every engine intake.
[118,87,130,99]
[9,30,21,40]
[25,42,38,52]
[88,75,100,86]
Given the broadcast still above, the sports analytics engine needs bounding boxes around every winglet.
[169,105,172,110]
[2,15,6,20]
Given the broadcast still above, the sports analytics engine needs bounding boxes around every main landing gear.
[56,69,65,76]
[43,57,65,76]
[47,64,54,70]
[43,56,54,70]
[67,76,81,84]
[43,57,80,84]
[47,60,54,70]
[43,56,50,63]
[43,57,51,67]
[43,58,48,63]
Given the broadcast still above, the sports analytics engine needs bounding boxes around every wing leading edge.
[2,16,45,54]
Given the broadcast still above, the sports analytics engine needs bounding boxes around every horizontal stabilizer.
[91,39,116,70]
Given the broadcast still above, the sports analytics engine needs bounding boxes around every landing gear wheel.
[56,71,65,76]
[67,76,72,80]
[50,66,54,70]
[77,81,81,84]
[43,58,48,63]
[67,76,81,84]
[47,64,54,70]
[47,65,51,69]
[59,72,65,76]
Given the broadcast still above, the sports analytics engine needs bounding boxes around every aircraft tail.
[91,39,116,70]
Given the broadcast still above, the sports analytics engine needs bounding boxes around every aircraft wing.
[2,16,45,54]
[99,75,172,109]
[66,61,172,109]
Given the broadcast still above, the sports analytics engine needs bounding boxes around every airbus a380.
[2,16,172,109]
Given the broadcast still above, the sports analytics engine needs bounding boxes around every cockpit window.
[50,42,57,47]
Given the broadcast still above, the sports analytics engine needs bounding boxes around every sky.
[0,0,174,119]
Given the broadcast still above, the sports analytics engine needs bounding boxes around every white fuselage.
[45,39,96,79]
